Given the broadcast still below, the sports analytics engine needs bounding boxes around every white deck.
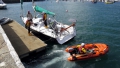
[21,17,76,44]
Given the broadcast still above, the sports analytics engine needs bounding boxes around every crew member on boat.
[42,12,48,28]
[68,48,77,60]
[68,48,78,56]
[77,43,87,54]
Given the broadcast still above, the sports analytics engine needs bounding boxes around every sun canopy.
[33,5,55,16]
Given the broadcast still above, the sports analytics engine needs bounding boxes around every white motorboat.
[0,0,7,9]
[20,1,76,44]
[0,17,13,25]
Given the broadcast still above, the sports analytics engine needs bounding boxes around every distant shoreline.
[3,0,45,3]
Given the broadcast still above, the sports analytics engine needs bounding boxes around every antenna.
[32,0,36,18]
[20,0,23,17]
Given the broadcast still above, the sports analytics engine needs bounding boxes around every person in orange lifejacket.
[77,43,87,54]
[42,12,48,28]
[26,11,33,36]
[25,19,33,36]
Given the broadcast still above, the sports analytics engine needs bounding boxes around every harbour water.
[1,1,120,68]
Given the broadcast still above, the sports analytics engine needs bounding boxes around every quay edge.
[0,25,25,68]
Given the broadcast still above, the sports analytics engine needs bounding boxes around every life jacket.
[43,13,47,20]
[26,20,31,27]
[77,45,86,53]
[81,48,87,53]
[77,45,82,51]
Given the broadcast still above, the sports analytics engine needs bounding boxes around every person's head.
[68,48,74,53]
[81,43,85,47]
[28,11,30,14]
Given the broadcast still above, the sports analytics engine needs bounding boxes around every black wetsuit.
[69,48,78,60]
[69,48,78,56]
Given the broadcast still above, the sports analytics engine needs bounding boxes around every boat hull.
[0,17,13,25]
[0,2,7,9]
[65,43,109,61]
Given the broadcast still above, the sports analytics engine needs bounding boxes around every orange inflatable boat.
[65,43,109,61]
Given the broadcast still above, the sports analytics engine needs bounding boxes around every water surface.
[1,1,120,68]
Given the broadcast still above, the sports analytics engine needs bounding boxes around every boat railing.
[47,18,59,36]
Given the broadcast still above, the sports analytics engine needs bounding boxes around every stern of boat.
[56,27,76,44]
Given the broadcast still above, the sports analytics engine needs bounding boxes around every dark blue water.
[1,1,120,68]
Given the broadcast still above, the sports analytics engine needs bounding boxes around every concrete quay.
[0,20,47,68]
[0,25,25,68]
[2,20,47,58]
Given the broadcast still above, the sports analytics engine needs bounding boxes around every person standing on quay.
[26,11,33,36]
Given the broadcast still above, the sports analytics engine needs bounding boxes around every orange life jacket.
[77,45,86,53]
[43,13,47,20]
[26,20,31,27]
